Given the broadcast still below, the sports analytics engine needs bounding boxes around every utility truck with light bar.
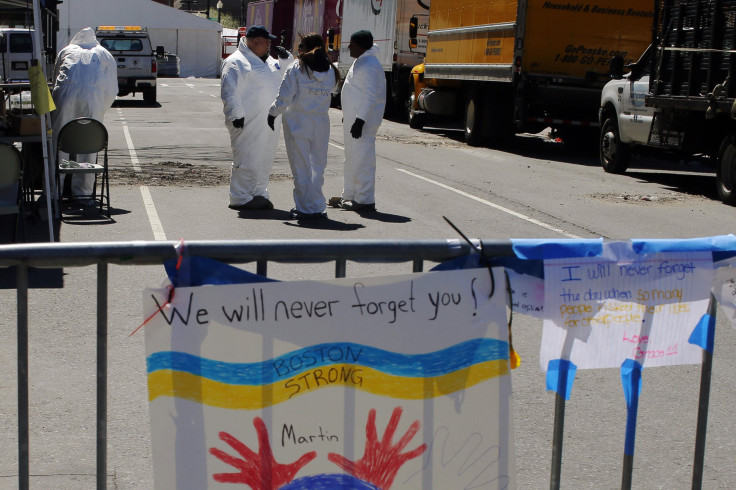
[95,26,158,104]
[408,0,653,147]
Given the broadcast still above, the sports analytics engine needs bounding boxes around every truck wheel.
[717,136,736,205]
[599,116,630,173]
[407,91,425,129]
[485,86,514,147]
[465,92,483,146]
[144,87,157,104]
[408,109,425,130]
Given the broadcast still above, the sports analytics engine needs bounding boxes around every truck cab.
[95,26,158,104]
[599,48,656,174]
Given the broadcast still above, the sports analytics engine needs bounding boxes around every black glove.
[350,118,365,139]
[267,114,276,131]
[275,46,290,59]
[232,117,244,129]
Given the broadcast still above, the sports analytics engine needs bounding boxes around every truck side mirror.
[156,45,165,57]
[327,28,335,50]
[609,55,624,80]
[409,16,418,49]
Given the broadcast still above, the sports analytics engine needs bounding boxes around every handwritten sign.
[506,269,545,319]
[713,258,736,328]
[143,268,515,489]
[540,250,713,370]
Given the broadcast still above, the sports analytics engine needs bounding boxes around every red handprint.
[328,407,427,489]
[209,417,316,489]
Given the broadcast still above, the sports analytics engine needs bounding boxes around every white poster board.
[143,268,515,489]
[540,249,713,370]
[713,258,736,328]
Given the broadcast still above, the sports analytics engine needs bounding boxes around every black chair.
[56,117,110,217]
[0,141,25,241]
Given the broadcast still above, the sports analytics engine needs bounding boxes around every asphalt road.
[1,78,736,489]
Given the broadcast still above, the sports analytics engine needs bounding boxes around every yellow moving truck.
[408,0,654,146]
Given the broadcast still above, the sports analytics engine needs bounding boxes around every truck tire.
[599,116,630,174]
[717,136,736,205]
[407,89,425,129]
[408,109,425,130]
[485,85,514,148]
[144,87,157,104]
[465,91,483,146]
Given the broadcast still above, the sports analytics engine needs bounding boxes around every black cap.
[246,25,277,40]
[350,30,373,50]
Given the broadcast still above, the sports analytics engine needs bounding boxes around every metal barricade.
[2,238,514,490]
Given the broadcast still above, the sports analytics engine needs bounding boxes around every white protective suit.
[269,60,337,214]
[340,44,386,205]
[51,27,118,199]
[221,39,293,206]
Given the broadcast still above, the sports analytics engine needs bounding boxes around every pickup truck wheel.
[144,87,157,104]
[465,92,483,146]
[717,136,736,205]
[600,116,630,173]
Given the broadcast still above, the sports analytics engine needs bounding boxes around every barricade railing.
[2,239,515,490]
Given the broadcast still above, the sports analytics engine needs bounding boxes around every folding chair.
[56,117,110,217]
[0,142,25,241]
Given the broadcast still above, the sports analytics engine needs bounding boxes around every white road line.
[117,109,167,241]
[396,168,581,238]
[329,141,344,150]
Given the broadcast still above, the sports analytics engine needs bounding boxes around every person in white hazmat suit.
[267,33,339,220]
[221,25,293,211]
[51,27,118,204]
[329,30,386,212]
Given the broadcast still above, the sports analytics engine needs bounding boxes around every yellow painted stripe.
[148,360,509,410]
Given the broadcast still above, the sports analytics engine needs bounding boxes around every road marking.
[329,142,344,150]
[117,109,167,241]
[396,168,581,238]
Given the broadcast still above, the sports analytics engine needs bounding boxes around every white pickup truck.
[95,26,158,104]
[598,51,654,176]
[598,0,736,206]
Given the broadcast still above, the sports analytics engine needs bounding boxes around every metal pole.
[96,263,108,490]
[17,263,29,490]
[335,259,346,278]
[256,259,267,277]
[549,393,565,490]
[692,294,717,489]
[31,0,55,240]
[206,0,210,20]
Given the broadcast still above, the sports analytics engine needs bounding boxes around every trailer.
[338,0,430,113]
[246,0,342,62]
[409,0,653,147]
[599,0,736,205]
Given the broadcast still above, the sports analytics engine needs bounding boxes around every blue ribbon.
[688,313,716,354]
[511,238,603,260]
[631,235,736,254]
[620,359,643,456]
[546,359,577,400]
[164,256,277,287]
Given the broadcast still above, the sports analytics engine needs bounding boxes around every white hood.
[69,27,99,49]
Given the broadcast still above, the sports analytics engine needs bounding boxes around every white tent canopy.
[58,0,222,78]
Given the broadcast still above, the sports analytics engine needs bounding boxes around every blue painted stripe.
[146,338,509,385]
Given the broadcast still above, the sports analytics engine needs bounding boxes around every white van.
[0,28,35,82]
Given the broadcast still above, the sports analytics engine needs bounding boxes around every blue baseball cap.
[246,25,277,40]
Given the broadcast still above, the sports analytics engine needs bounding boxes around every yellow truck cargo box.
[426,0,653,80]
